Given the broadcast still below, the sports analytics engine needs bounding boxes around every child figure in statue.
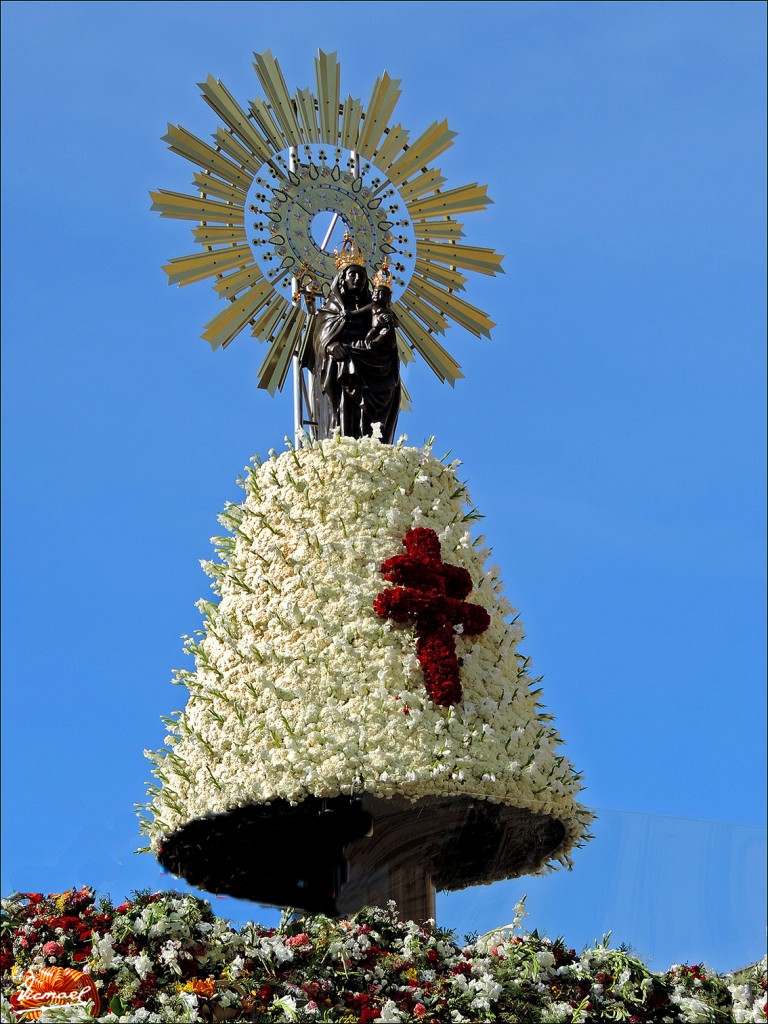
[348,263,401,443]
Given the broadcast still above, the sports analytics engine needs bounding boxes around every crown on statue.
[372,259,393,290]
[334,231,366,271]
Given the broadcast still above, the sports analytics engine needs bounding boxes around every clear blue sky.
[2,0,765,972]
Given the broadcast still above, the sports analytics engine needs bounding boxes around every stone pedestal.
[158,793,565,920]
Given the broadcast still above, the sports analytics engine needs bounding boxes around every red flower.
[452,961,473,977]
[346,992,380,1023]
[374,528,490,706]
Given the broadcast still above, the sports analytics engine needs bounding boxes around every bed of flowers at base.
[1,889,765,1023]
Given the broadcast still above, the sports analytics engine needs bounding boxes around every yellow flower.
[54,892,72,913]
[178,978,216,997]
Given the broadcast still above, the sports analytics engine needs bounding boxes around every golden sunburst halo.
[151,49,504,400]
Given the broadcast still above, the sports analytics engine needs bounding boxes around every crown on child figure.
[372,260,393,290]
[334,231,366,271]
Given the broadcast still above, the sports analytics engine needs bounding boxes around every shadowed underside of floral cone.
[157,794,566,918]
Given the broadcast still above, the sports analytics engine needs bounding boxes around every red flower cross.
[373,527,490,706]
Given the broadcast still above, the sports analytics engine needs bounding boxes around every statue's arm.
[347,301,374,316]
[315,305,348,360]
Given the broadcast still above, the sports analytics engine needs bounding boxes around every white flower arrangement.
[139,434,593,871]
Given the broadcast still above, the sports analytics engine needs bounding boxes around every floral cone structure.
[139,435,593,915]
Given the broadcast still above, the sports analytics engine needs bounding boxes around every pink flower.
[414,1004,427,1018]
[42,942,64,957]
[285,933,312,949]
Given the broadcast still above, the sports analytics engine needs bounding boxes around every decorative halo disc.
[246,145,416,300]
[152,50,504,394]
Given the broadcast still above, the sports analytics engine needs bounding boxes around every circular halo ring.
[244,145,415,299]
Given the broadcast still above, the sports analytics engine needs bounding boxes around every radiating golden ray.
[413,220,466,241]
[252,50,302,148]
[395,331,416,363]
[163,245,253,287]
[257,305,304,393]
[387,121,457,185]
[212,128,263,176]
[150,190,244,223]
[295,88,320,144]
[315,50,341,145]
[408,277,495,338]
[198,75,273,164]
[192,225,248,245]
[163,125,252,189]
[202,281,273,350]
[340,96,363,151]
[415,241,504,276]
[399,289,449,335]
[214,264,265,299]
[399,168,447,201]
[154,50,504,399]
[394,306,464,384]
[250,294,290,339]
[248,96,287,153]
[193,174,247,204]
[358,73,402,159]
[413,259,468,290]
[273,310,305,391]
[372,124,410,174]
[407,183,492,218]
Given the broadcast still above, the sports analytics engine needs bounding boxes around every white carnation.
[376,999,406,1022]
[132,951,153,980]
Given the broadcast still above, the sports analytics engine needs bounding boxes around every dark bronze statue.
[303,238,401,443]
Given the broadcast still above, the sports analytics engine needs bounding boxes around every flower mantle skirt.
[141,436,592,914]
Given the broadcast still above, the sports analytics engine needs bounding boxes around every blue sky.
[2,0,765,972]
